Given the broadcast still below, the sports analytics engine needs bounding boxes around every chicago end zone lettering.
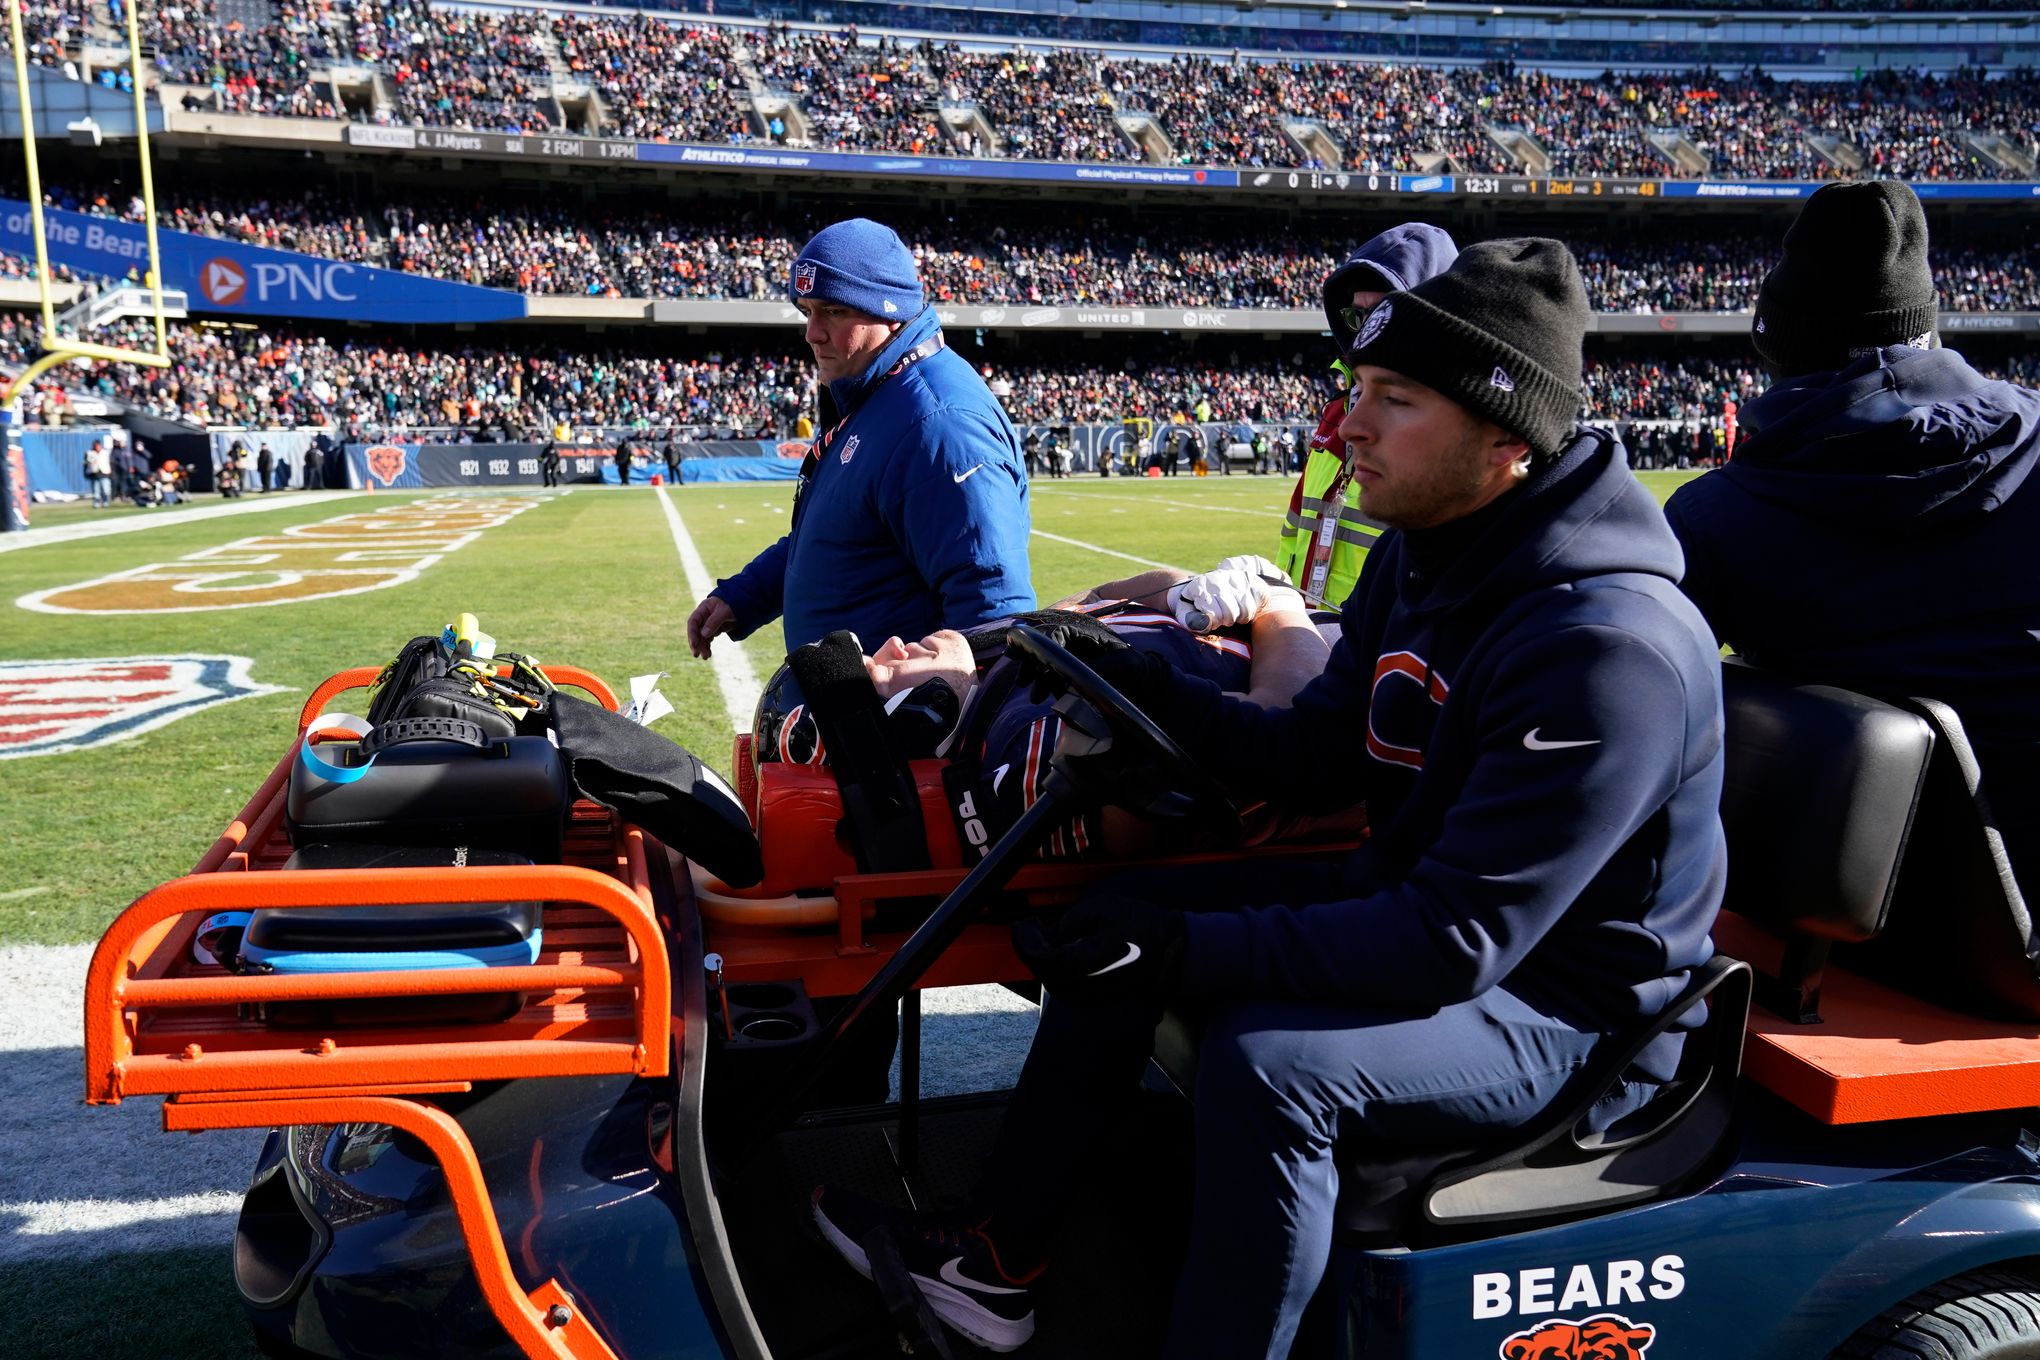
[1474,1254,1684,1318]
[15,496,543,614]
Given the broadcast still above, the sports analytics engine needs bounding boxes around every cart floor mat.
[717,1094,1192,1359]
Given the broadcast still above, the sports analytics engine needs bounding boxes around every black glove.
[1012,894,1188,1003]
[1077,644,1179,716]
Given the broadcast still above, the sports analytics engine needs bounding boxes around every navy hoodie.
[1157,432,1726,1039]
[1666,346,2040,752]
[715,308,1035,653]
[1666,347,2040,898]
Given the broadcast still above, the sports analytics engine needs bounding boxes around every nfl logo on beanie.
[787,220,924,321]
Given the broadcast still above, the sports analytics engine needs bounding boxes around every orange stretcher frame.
[85,663,651,1360]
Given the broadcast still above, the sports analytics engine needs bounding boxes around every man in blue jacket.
[1665,180,2040,900]
[686,219,1034,659]
[813,241,1728,1357]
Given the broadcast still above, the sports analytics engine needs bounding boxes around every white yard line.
[657,486,761,732]
[0,490,367,554]
[0,943,264,1264]
[1030,529,1187,572]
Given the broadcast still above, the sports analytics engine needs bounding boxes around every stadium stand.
[2,308,2031,439]
[17,183,2036,312]
[10,3,2035,180]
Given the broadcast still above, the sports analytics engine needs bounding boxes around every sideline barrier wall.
[337,427,1328,487]
[344,439,788,489]
[21,427,99,496]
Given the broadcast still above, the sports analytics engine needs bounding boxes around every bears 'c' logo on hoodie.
[1366,649,1449,770]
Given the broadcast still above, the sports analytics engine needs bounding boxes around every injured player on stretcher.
[748,556,1345,864]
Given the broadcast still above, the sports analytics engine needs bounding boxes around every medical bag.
[287,716,571,859]
[239,843,543,1027]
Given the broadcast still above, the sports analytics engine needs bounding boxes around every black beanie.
[1753,180,1936,375]
[1346,237,1589,459]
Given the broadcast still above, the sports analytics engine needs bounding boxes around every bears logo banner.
[365,444,409,486]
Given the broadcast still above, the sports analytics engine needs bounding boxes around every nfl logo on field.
[795,261,817,296]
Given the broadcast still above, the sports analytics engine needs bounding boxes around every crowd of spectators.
[362,0,556,133]
[14,182,2035,313]
[5,307,2036,442]
[10,2,2038,180]
[942,46,1120,160]
[148,0,341,119]
[751,25,954,154]
[551,14,754,144]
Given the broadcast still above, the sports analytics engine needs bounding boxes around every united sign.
[0,656,283,759]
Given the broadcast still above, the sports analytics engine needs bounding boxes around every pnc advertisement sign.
[0,199,528,324]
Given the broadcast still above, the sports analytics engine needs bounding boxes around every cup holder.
[736,1014,806,1042]
[717,976,818,1052]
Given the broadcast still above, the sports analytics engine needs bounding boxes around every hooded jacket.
[1321,223,1461,350]
[715,307,1035,653]
[1158,432,1725,1041]
[1666,347,2040,753]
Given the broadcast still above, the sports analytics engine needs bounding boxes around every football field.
[0,470,1699,1358]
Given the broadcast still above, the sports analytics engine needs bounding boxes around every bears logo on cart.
[1499,1314,1655,1359]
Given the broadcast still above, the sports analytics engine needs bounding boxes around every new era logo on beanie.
[1346,237,1590,459]
[788,218,925,322]
[1752,180,1936,377]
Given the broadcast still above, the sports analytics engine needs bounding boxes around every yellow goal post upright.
[2,0,173,405]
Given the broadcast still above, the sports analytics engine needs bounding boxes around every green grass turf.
[22,495,275,530]
[0,471,1703,947]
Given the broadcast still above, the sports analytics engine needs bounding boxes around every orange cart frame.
[84,663,651,1360]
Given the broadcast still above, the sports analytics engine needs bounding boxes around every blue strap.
[298,736,372,785]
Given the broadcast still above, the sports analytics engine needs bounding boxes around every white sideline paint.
[0,490,366,554]
[0,943,262,1264]
[656,487,761,732]
[1029,529,1185,573]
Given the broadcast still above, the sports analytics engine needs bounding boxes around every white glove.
[1171,568,1302,633]
[1213,554,1288,584]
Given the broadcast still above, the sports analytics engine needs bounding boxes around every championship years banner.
[0,198,529,323]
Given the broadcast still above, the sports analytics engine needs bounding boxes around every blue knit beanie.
[788,219,924,321]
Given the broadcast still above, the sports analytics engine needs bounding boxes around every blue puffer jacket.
[1149,432,1726,1047]
[715,308,1035,653]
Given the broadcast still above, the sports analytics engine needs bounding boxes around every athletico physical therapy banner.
[0,198,528,324]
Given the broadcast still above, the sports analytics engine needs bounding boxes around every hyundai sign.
[0,198,528,323]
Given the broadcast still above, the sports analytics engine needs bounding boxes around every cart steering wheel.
[1001,623,1241,834]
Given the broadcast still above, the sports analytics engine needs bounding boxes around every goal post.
[6,0,172,378]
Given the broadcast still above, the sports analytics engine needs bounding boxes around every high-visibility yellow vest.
[1275,444,1386,609]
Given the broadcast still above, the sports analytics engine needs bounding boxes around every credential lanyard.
[1303,445,1358,609]
[795,334,947,511]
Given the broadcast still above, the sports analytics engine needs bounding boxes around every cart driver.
[812,241,1730,1357]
